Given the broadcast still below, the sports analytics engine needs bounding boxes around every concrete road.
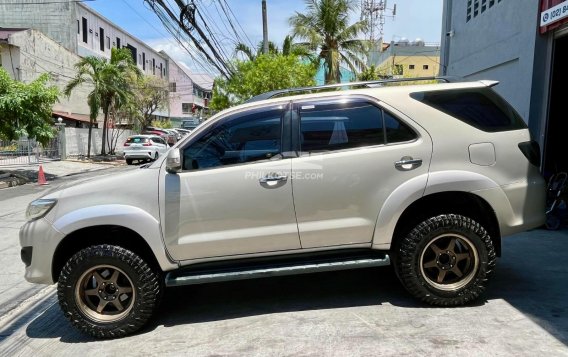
[1,170,567,356]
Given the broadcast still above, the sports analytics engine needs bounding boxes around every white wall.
[65,127,134,156]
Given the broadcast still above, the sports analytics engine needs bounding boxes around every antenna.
[360,0,397,43]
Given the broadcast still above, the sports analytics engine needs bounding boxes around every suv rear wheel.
[395,214,496,306]
[57,245,161,338]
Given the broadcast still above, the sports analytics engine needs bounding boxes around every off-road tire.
[57,245,161,339]
[395,214,496,306]
[125,159,133,165]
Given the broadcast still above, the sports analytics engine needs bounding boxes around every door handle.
[259,173,288,183]
[395,156,422,170]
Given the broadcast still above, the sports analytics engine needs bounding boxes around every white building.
[0,0,212,126]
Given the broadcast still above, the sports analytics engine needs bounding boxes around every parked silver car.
[123,135,168,164]
[20,77,545,338]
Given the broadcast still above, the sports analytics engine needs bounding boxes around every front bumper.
[19,218,65,284]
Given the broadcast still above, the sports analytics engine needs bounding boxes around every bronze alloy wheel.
[419,233,479,291]
[395,214,495,306]
[75,265,136,323]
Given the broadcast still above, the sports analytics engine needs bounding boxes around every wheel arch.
[51,204,178,281]
[52,225,165,282]
[372,170,503,256]
[391,192,501,257]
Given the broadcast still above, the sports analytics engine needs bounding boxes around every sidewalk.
[0,159,123,188]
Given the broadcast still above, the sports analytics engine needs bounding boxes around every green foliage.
[357,64,380,81]
[210,54,316,110]
[151,119,173,129]
[235,35,313,62]
[0,69,59,145]
[134,76,169,128]
[289,0,369,84]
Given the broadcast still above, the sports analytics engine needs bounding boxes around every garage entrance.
[544,34,568,175]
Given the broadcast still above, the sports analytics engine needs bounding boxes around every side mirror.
[166,149,182,174]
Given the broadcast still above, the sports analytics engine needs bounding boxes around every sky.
[88,0,443,75]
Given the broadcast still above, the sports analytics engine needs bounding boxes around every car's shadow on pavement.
[155,265,413,326]
[24,229,568,346]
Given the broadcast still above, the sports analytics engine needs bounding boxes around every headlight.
[26,199,57,221]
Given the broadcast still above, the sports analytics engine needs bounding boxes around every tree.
[65,48,141,157]
[289,0,369,84]
[235,35,313,62]
[0,69,59,145]
[209,54,317,111]
[134,75,169,129]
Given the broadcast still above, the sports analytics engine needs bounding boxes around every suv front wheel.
[57,245,161,338]
[395,214,496,306]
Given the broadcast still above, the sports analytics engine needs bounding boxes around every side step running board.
[165,255,390,287]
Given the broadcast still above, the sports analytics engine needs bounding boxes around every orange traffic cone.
[37,165,48,185]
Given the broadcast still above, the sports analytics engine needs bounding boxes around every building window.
[82,17,88,43]
[182,103,191,114]
[409,64,415,70]
[126,44,137,63]
[142,53,146,70]
[77,20,80,34]
[169,82,176,92]
[152,58,156,75]
[467,0,500,21]
[116,37,121,48]
[106,36,110,49]
[423,64,429,70]
[99,27,105,51]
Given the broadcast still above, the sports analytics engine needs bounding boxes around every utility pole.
[262,0,269,54]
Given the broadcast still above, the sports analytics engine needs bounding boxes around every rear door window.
[411,87,527,132]
[299,99,384,152]
[297,98,417,153]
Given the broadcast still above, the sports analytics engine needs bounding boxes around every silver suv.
[20,78,545,338]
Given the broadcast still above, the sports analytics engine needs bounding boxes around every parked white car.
[123,135,168,164]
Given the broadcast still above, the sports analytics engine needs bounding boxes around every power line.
[125,0,216,76]
[0,0,94,4]
[219,0,254,49]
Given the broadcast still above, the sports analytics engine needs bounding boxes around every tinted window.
[299,100,383,152]
[411,88,527,132]
[183,108,282,170]
[384,111,417,143]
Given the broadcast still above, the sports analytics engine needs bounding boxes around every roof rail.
[245,76,460,103]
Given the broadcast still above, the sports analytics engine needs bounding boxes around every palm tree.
[289,0,368,84]
[65,48,141,157]
[234,35,312,61]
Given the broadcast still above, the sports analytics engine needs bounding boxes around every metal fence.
[0,136,60,166]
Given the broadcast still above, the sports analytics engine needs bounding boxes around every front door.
[291,96,432,248]
[161,104,301,261]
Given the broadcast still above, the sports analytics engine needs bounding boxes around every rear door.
[290,96,433,248]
